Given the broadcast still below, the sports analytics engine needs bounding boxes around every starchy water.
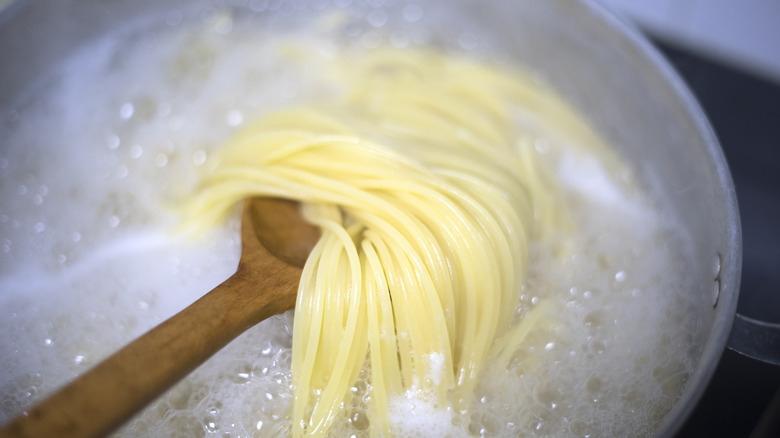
[0,3,701,437]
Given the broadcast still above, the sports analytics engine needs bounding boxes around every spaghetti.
[180,45,606,437]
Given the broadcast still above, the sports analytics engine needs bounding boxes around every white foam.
[0,5,701,437]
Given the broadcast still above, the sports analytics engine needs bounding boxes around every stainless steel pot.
[0,0,773,436]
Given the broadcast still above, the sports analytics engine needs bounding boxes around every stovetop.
[650,37,780,438]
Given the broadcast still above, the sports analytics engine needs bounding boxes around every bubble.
[192,150,207,166]
[116,164,129,179]
[107,134,121,149]
[390,31,410,48]
[349,410,370,430]
[120,102,135,120]
[457,32,478,51]
[225,110,244,127]
[155,153,169,167]
[366,9,388,28]
[130,144,144,159]
[204,417,219,432]
[402,4,423,22]
[585,377,602,393]
[214,16,234,35]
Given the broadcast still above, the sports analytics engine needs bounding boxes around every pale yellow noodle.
[179,44,614,437]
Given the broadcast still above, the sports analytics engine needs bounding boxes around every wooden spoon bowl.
[0,197,320,438]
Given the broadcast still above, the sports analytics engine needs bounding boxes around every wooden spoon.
[0,197,320,438]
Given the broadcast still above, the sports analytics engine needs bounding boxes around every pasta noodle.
[179,45,607,437]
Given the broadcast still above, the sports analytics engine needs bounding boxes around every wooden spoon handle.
[0,265,299,438]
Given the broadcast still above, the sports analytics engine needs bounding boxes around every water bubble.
[366,9,388,28]
[116,164,129,179]
[585,377,602,393]
[349,410,370,430]
[192,150,207,166]
[214,16,234,35]
[534,138,550,154]
[402,4,423,22]
[17,185,27,196]
[71,231,82,242]
[204,417,219,432]
[108,216,120,228]
[333,0,352,8]
[107,134,121,149]
[360,31,382,49]
[457,32,478,51]
[33,222,45,233]
[130,144,144,159]
[225,110,244,127]
[155,153,169,167]
[260,341,274,356]
[390,31,410,48]
[120,102,135,120]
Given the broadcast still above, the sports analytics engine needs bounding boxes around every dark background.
[649,37,780,438]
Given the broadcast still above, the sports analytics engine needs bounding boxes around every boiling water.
[0,4,701,437]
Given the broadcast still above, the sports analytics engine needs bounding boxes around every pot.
[0,0,772,436]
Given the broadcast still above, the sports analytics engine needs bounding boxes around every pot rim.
[578,1,743,436]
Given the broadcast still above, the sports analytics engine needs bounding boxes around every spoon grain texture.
[0,197,319,438]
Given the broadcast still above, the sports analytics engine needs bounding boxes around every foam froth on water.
[0,4,701,437]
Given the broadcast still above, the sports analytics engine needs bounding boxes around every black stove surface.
[647,37,780,438]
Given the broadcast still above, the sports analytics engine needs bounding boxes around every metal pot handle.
[728,313,780,366]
